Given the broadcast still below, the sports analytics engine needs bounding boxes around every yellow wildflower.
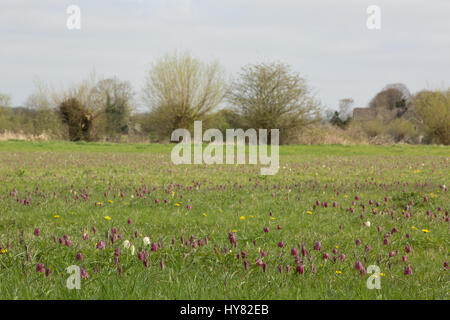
[53,215,60,219]
[335,270,342,274]
[104,216,112,221]
[240,216,245,220]
[421,229,429,233]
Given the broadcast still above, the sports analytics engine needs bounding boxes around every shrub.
[387,118,417,142]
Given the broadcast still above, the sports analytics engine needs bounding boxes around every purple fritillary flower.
[80,268,89,279]
[296,264,304,274]
[404,265,413,275]
[36,263,45,273]
[355,261,363,271]
[314,241,322,251]
[96,240,106,250]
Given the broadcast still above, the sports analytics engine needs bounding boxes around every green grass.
[0,141,448,299]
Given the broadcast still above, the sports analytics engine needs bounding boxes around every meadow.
[0,141,448,299]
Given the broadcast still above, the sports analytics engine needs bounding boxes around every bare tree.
[90,77,134,141]
[143,51,227,140]
[369,83,411,111]
[228,61,321,143]
[0,93,12,108]
[25,77,55,110]
[383,83,411,100]
[338,98,354,119]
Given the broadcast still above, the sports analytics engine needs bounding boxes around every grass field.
[0,141,448,299]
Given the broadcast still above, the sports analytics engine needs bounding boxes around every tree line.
[0,51,449,145]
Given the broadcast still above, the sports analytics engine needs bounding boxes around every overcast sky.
[1,0,449,111]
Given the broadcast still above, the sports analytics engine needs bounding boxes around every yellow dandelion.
[53,215,60,219]
[421,229,429,233]
[411,226,418,230]
[335,270,342,274]
[232,229,237,233]
[240,216,245,220]
[175,203,181,207]
[270,217,276,220]
[104,216,112,221]
[203,213,207,217]
[380,273,386,277]
[306,211,313,215]
[250,215,254,218]
[344,195,348,198]
[335,245,339,249]
[108,200,113,204]
[0,248,7,254]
